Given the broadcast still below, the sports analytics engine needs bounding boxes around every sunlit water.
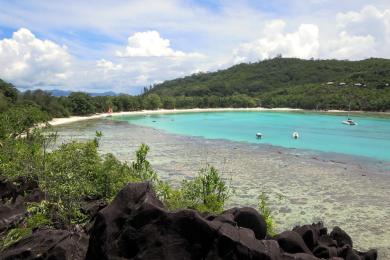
[53,112,390,258]
[112,111,390,162]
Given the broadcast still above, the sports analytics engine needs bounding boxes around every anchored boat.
[342,103,357,126]
[342,119,357,125]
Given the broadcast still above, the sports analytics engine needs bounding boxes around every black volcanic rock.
[81,199,107,219]
[220,207,267,240]
[0,195,26,232]
[86,182,377,260]
[274,231,312,255]
[0,176,42,203]
[0,177,16,202]
[0,229,89,260]
[330,226,353,248]
[293,222,328,251]
[0,176,43,232]
[86,182,284,259]
[1,181,378,260]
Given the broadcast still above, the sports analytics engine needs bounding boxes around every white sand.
[48,107,303,126]
[49,107,389,126]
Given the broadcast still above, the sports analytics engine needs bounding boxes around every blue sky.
[1,0,390,93]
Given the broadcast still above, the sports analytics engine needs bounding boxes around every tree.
[143,94,162,110]
[68,92,95,115]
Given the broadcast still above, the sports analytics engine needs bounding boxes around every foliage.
[258,192,276,236]
[130,144,158,183]
[0,106,51,181]
[97,153,138,200]
[0,228,32,251]
[0,79,18,107]
[148,58,390,111]
[163,165,231,214]
[0,201,53,251]
[143,94,162,110]
[68,92,96,115]
[0,105,49,139]
[26,201,54,229]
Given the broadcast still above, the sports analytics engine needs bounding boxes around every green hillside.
[147,58,390,111]
[149,58,390,96]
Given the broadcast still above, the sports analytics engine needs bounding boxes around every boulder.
[293,222,327,250]
[220,207,267,240]
[0,176,42,203]
[85,182,378,260]
[0,195,26,232]
[0,229,89,260]
[81,199,107,219]
[330,226,353,248]
[0,176,18,202]
[86,182,284,259]
[274,231,312,255]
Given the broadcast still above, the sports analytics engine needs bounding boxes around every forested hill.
[2,58,390,112]
[149,58,390,96]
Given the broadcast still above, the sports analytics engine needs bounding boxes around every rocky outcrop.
[81,198,107,220]
[0,195,26,232]
[0,229,89,260]
[0,176,43,232]
[1,182,378,260]
[86,182,278,259]
[0,176,42,203]
[86,182,377,260]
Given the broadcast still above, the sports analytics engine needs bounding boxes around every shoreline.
[53,120,390,258]
[48,107,389,126]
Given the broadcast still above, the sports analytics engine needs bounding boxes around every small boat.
[342,103,357,126]
[342,119,357,125]
[292,132,299,139]
[256,133,263,139]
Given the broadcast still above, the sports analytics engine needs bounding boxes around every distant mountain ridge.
[148,58,390,97]
[49,89,118,97]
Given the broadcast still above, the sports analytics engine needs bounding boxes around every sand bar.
[48,107,390,127]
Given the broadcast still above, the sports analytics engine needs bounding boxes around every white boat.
[342,103,357,126]
[256,133,263,139]
[342,119,357,125]
[292,132,299,139]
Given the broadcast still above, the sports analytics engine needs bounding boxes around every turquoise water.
[112,111,390,161]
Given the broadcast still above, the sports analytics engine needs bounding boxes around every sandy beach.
[49,107,389,126]
[48,107,303,126]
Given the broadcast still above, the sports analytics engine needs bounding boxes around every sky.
[0,0,390,94]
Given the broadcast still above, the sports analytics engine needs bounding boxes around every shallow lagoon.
[113,111,390,161]
[53,113,390,258]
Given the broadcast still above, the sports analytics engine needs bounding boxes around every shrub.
[258,192,276,236]
[130,143,158,183]
[0,228,32,251]
[164,165,231,214]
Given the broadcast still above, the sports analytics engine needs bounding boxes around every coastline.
[48,107,301,126]
[53,120,390,258]
[49,107,390,126]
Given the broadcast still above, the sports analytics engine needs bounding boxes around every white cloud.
[96,59,122,71]
[324,31,376,60]
[0,28,71,87]
[329,5,390,59]
[116,31,204,58]
[233,20,320,63]
[1,2,390,93]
